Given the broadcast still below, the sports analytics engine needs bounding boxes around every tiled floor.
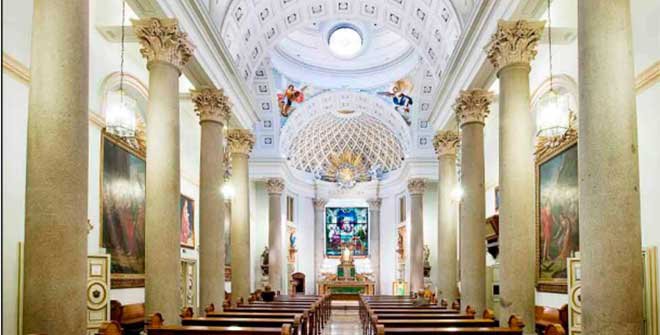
[323,301,362,335]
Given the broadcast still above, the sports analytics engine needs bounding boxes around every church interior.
[2,0,659,334]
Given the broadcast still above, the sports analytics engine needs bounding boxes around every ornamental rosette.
[433,130,460,157]
[407,178,426,195]
[485,20,545,71]
[226,129,255,155]
[132,18,194,70]
[191,87,232,124]
[453,89,494,127]
[265,178,285,194]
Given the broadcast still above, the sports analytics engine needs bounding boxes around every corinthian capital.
[486,20,545,71]
[407,178,426,195]
[226,129,255,155]
[265,178,285,194]
[433,130,460,157]
[454,89,494,127]
[191,87,232,124]
[313,198,328,210]
[367,198,382,210]
[133,18,194,71]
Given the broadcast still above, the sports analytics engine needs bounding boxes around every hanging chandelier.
[106,0,137,139]
[536,0,571,138]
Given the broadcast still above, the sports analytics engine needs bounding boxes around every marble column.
[486,20,544,333]
[578,2,643,333]
[367,198,382,294]
[22,1,89,333]
[266,178,285,292]
[313,198,328,293]
[191,88,231,310]
[134,18,193,323]
[407,179,426,292]
[454,89,492,314]
[433,130,460,302]
[227,129,255,302]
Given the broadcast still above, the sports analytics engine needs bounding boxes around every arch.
[99,72,149,122]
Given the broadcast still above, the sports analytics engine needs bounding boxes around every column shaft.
[434,131,460,302]
[231,153,250,301]
[192,86,232,312]
[134,18,193,323]
[313,199,327,293]
[455,89,492,314]
[144,61,182,322]
[498,63,536,332]
[486,20,544,333]
[578,1,643,333]
[266,179,285,292]
[199,120,225,309]
[408,180,426,292]
[368,199,382,294]
[23,1,89,333]
[459,122,486,313]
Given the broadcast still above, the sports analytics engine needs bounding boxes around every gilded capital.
[407,178,426,195]
[313,198,328,210]
[132,18,194,71]
[191,87,232,124]
[454,89,494,127]
[367,198,382,210]
[486,20,545,71]
[433,130,460,157]
[265,178,285,194]
[226,129,255,156]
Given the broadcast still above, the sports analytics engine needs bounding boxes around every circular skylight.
[328,26,363,58]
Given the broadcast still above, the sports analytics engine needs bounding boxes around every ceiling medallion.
[325,150,369,189]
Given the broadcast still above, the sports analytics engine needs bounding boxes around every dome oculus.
[328,26,363,58]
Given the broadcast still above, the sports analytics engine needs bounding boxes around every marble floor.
[323,301,362,335]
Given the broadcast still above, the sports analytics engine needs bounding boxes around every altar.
[317,241,375,297]
[317,279,374,296]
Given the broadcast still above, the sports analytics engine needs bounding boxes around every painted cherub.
[277,84,308,117]
[378,79,413,125]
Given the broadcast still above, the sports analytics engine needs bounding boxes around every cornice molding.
[2,52,30,85]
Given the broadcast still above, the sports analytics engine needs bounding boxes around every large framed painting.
[535,134,578,293]
[179,195,195,249]
[325,207,368,257]
[101,132,146,288]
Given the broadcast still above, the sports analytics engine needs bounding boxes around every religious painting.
[101,133,146,288]
[325,207,369,257]
[277,84,307,127]
[180,195,195,249]
[536,140,579,293]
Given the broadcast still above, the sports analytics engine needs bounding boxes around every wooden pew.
[96,321,123,335]
[372,315,525,335]
[147,313,294,335]
[109,300,144,335]
[535,305,568,335]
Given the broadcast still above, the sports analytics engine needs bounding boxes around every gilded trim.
[2,52,30,85]
[636,61,660,94]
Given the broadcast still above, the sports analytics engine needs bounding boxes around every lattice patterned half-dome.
[286,110,405,176]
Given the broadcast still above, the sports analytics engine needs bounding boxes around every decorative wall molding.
[2,52,30,85]
[636,60,660,94]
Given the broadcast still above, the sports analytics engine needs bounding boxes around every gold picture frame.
[535,128,578,293]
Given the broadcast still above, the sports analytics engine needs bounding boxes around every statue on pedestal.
[338,242,356,280]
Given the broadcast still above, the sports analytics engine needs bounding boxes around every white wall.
[250,181,269,291]
[423,183,439,289]
[1,73,30,335]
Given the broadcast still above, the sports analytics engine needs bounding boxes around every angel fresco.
[378,79,413,125]
[277,84,307,126]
